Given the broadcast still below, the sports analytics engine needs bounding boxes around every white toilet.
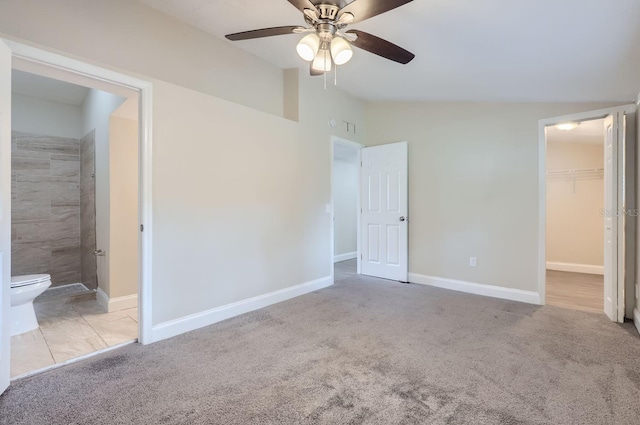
[10,274,51,336]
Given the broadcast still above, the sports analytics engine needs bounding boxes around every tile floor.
[10,294,138,378]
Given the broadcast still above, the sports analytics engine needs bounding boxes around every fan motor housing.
[317,23,337,40]
[317,4,340,20]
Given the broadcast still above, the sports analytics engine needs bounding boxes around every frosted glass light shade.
[296,34,320,62]
[556,122,579,131]
[330,37,353,65]
[311,48,332,72]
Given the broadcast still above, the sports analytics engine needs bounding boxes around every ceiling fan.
[225,0,415,76]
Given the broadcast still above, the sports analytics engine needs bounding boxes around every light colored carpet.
[1,260,640,424]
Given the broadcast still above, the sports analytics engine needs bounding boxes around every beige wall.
[333,156,359,257]
[546,141,604,267]
[108,114,139,299]
[0,0,283,117]
[151,77,363,323]
[365,102,619,293]
[0,0,366,326]
[12,93,83,139]
[0,0,625,330]
[81,89,126,298]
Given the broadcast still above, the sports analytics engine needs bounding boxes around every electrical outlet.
[469,257,477,267]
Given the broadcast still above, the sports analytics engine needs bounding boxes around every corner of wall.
[283,68,299,123]
[97,287,138,313]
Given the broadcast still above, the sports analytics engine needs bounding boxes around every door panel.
[620,111,636,322]
[361,142,408,281]
[387,225,400,265]
[604,114,618,322]
[368,225,380,262]
[625,109,640,332]
[387,172,400,212]
[0,39,11,394]
[368,175,380,211]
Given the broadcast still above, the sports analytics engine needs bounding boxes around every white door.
[0,40,11,394]
[361,142,408,281]
[603,114,619,322]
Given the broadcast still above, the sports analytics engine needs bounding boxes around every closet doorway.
[539,105,636,322]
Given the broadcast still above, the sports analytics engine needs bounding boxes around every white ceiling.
[139,0,640,102]
[12,70,90,106]
[546,118,605,145]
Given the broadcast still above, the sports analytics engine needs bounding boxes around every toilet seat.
[11,274,51,288]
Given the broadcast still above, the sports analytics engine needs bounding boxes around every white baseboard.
[96,288,108,311]
[634,309,640,336]
[409,273,541,305]
[546,262,604,275]
[96,288,138,313]
[334,251,357,263]
[150,276,333,343]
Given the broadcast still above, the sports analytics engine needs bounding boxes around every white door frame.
[636,94,640,335]
[2,39,154,344]
[538,105,636,320]
[330,136,364,276]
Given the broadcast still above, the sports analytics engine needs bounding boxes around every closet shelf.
[546,168,603,176]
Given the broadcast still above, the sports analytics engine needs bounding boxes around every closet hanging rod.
[546,168,604,175]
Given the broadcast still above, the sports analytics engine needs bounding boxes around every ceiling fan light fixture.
[224,0,417,79]
[556,122,579,131]
[296,33,320,62]
[312,48,332,73]
[330,36,353,65]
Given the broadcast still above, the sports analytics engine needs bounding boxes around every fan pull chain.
[325,51,329,90]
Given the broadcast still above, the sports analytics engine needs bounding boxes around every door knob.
[399,216,407,222]
[93,250,105,257]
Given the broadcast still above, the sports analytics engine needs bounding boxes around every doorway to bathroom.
[0,40,153,394]
[8,64,140,379]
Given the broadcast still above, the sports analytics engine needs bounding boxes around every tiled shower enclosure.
[11,131,97,288]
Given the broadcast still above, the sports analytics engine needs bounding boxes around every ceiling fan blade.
[225,26,303,41]
[303,8,319,23]
[339,0,413,24]
[293,27,316,34]
[346,30,415,64]
[286,0,318,13]
[337,30,357,42]
[335,12,355,26]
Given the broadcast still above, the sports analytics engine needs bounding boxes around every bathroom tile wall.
[11,131,82,287]
[80,131,97,290]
